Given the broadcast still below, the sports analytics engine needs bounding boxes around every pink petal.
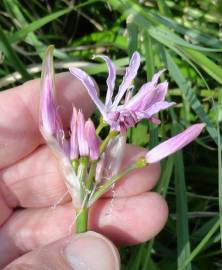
[77,111,89,156]
[85,119,100,160]
[146,124,205,163]
[112,51,141,108]
[93,55,116,108]
[69,67,106,118]
[70,107,79,160]
[124,70,166,111]
[145,101,176,116]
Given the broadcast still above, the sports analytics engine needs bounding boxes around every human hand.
[0,73,168,269]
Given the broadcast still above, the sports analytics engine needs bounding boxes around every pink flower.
[69,52,175,132]
[146,124,205,163]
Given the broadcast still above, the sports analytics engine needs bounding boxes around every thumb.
[4,231,120,270]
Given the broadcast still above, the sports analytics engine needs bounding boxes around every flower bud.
[70,107,79,160]
[77,111,89,157]
[85,119,100,160]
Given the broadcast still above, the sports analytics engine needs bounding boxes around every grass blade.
[0,27,30,80]
[180,47,222,85]
[179,219,220,270]
[164,50,218,145]
[173,124,191,270]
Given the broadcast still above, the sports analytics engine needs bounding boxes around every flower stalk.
[76,208,88,233]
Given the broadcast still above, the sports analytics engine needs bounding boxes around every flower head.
[69,52,175,132]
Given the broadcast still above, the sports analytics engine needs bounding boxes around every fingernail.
[64,231,120,270]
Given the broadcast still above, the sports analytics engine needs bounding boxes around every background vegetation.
[0,0,221,269]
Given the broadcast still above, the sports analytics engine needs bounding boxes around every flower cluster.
[39,46,205,233]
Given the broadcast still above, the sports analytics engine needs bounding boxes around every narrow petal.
[112,51,141,108]
[153,81,168,102]
[70,107,79,160]
[93,55,116,108]
[124,70,165,111]
[85,119,100,160]
[146,124,205,163]
[145,101,176,116]
[77,111,89,156]
[69,67,106,118]
[40,46,57,137]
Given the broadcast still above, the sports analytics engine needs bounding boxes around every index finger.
[0,72,95,169]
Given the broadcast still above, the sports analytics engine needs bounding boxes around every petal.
[124,81,155,111]
[124,70,166,111]
[146,124,205,163]
[153,81,168,102]
[69,67,106,118]
[40,46,57,137]
[112,51,141,108]
[93,55,116,108]
[70,107,79,160]
[145,101,175,116]
[85,119,100,160]
[77,111,89,156]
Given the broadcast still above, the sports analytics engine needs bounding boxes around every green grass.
[0,0,221,269]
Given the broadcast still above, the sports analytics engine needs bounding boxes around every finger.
[0,72,95,169]
[0,192,168,267]
[0,192,12,226]
[0,144,160,208]
[3,231,120,270]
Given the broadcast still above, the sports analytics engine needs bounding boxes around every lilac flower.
[146,124,205,164]
[69,52,175,132]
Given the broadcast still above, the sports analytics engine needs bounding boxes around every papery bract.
[146,123,205,163]
[97,134,126,183]
[40,46,57,139]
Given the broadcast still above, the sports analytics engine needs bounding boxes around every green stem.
[78,157,89,199]
[99,130,118,153]
[96,118,107,135]
[89,158,147,206]
[76,208,88,233]
[85,161,97,190]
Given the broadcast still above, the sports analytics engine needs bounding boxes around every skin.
[0,73,168,269]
